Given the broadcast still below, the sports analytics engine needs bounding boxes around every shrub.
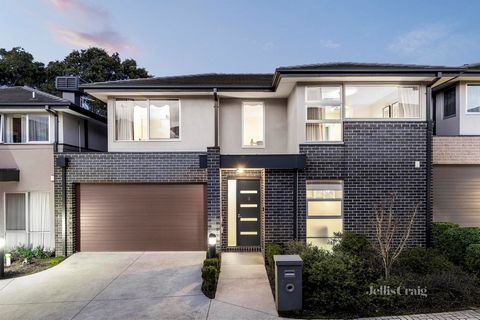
[201,257,221,299]
[394,268,480,313]
[49,256,65,266]
[293,243,378,317]
[9,245,54,263]
[432,222,480,265]
[265,243,283,273]
[285,240,308,255]
[465,244,480,274]
[395,247,454,275]
[333,232,371,256]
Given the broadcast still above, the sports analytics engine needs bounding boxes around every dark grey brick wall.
[54,152,207,256]
[264,170,296,246]
[298,122,428,246]
[207,147,221,248]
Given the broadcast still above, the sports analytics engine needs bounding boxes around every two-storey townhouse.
[432,64,480,227]
[0,85,107,251]
[54,63,463,256]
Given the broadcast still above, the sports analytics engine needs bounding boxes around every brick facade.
[433,136,480,164]
[54,122,428,255]
[54,152,207,256]
[298,122,428,246]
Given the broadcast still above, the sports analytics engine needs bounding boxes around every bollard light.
[208,233,217,258]
[0,237,5,278]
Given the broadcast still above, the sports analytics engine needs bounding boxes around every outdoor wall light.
[208,233,217,258]
[237,168,245,174]
[0,237,5,278]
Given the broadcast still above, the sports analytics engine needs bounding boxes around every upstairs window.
[2,114,49,143]
[305,86,342,142]
[242,102,264,147]
[466,84,480,114]
[443,87,456,118]
[345,85,420,119]
[115,99,180,141]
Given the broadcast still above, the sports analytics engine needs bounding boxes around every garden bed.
[4,256,64,279]
[3,246,64,279]
[265,222,480,319]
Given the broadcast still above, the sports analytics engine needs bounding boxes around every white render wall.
[107,97,215,152]
[219,98,288,154]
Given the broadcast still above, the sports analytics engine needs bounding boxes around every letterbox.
[274,254,303,312]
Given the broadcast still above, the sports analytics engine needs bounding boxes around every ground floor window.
[4,192,51,249]
[306,180,343,249]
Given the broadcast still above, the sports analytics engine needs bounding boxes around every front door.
[237,179,260,246]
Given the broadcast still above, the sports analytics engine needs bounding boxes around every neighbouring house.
[0,84,107,251]
[53,63,475,256]
[432,63,480,227]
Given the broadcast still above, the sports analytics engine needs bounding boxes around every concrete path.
[213,252,278,319]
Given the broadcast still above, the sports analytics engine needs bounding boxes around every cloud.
[50,24,134,53]
[47,0,136,54]
[388,24,447,56]
[320,40,340,49]
[48,0,106,19]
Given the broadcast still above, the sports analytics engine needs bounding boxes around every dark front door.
[237,179,260,246]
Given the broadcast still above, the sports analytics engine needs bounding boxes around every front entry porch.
[221,169,264,252]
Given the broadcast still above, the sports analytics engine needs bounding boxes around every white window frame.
[241,101,265,149]
[1,113,51,144]
[4,192,29,235]
[305,85,343,143]
[465,84,480,114]
[306,180,343,248]
[343,83,421,121]
[114,98,182,142]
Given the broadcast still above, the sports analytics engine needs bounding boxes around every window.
[242,102,264,147]
[6,193,27,231]
[2,114,49,143]
[443,87,456,118]
[305,86,342,142]
[115,99,180,141]
[466,84,480,114]
[306,181,343,250]
[28,114,49,141]
[345,85,420,119]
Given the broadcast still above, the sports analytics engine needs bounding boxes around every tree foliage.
[0,47,151,94]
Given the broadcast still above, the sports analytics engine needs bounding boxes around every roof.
[81,73,274,89]
[0,86,106,123]
[275,62,460,72]
[0,86,71,105]
[80,62,480,92]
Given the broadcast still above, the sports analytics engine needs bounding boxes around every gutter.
[45,105,59,152]
[213,88,219,147]
[425,74,442,247]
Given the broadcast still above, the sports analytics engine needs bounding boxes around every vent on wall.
[55,76,85,92]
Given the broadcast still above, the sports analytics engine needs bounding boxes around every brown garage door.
[77,184,206,251]
[433,165,480,227]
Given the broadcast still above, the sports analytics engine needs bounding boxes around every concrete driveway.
[0,252,212,320]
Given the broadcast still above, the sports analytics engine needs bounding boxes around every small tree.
[374,193,419,279]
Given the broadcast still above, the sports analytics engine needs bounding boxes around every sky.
[1,0,480,76]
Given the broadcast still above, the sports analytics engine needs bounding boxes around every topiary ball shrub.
[465,244,480,275]
[201,257,221,299]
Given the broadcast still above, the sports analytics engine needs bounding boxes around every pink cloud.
[50,24,135,53]
[48,0,106,19]
[47,1,138,54]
